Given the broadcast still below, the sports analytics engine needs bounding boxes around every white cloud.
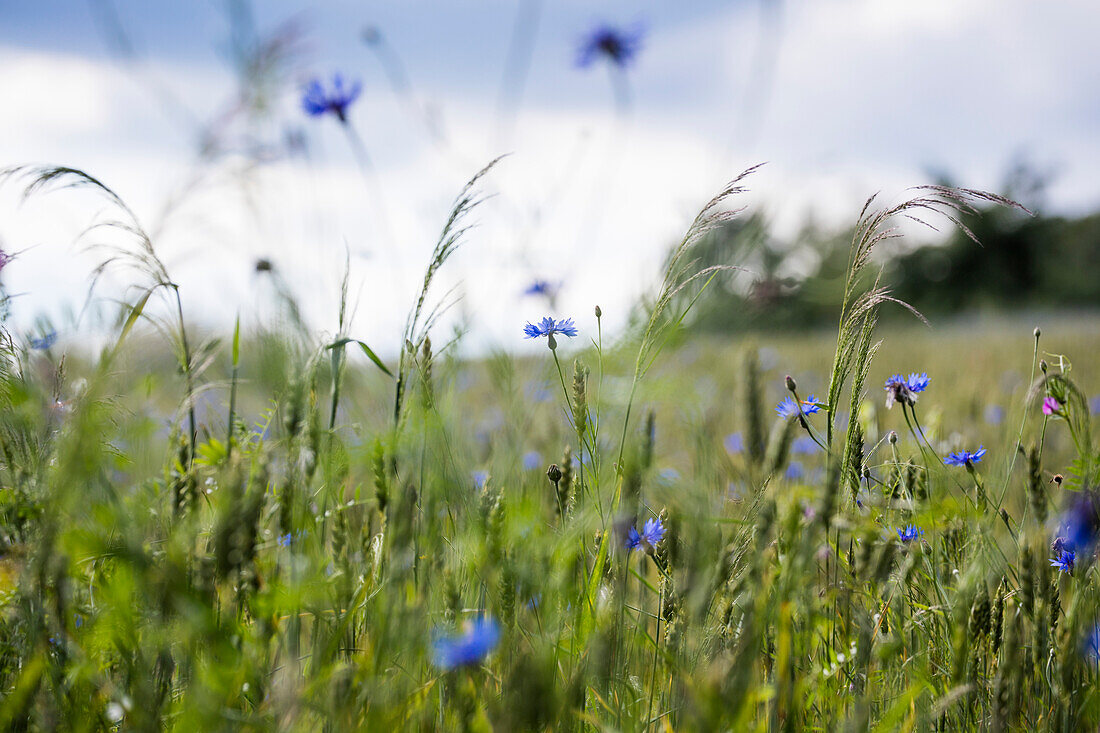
[0,0,1098,354]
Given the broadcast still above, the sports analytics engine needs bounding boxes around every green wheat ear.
[741,344,766,471]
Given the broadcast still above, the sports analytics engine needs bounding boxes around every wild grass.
[0,161,1099,732]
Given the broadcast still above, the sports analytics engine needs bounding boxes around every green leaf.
[356,340,393,378]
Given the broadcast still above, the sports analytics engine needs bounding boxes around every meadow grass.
[1,165,1099,732]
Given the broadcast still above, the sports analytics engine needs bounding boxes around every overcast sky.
[1,0,1098,353]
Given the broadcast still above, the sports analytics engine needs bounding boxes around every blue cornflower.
[30,332,57,350]
[897,525,924,543]
[472,471,489,489]
[625,517,665,552]
[523,316,578,339]
[302,73,362,122]
[431,616,501,670]
[577,24,643,68]
[943,446,986,467]
[906,373,931,392]
[278,533,292,548]
[1091,396,1100,416]
[724,432,744,454]
[776,397,800,418]
[775,395,820,418]
[1050,549,1075,574]
[522,451,541,471]
[785,461,804,481]
[884,372,929,409]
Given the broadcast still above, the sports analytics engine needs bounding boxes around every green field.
[2,170,1100,731]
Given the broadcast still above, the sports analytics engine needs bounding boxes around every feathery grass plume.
[991,578,1006,655]
[970,584,992,638]
[1018,538,1036,620]
[843,421,865,499]
[2,165,207,466]
[1025,445,1046,524]
[558,446,574,515]
[616,165,760,467]
[572,359,588,441]
[419,335,434,411]
[823,185,1026,450]
[370,438,389,515]
[393,157,503,429]
[740,345,767,469]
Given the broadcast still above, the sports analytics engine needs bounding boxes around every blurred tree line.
[677,164,1100,332]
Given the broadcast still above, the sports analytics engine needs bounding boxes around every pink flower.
[1042,396,1060,415]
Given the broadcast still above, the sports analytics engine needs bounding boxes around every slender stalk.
[172,286,197,468]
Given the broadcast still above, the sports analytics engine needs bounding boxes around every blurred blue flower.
[525,380,554,403]
[472,471,489,489]
[658,467,680,483]
[984,405,1004,425]
[1050,549,1075,574]
[792,436,818,455]
[523,280,560,299]
[727,482,745,501]
[522,451,541,471]
[1059,493,1099,555]
[724,432,744,454]
[30,332,57,350]
[431,616,501,670]
[577,24,643,68]
[523,317,578,339]
[278,532,292,548]
[626,517,665,551]
[302,73,362,122]
[801,394,822,414]
[944,446,986,466]
[785,461,804,481]
[1085,624,1100,661]
[1091,396,1100,415]
[897,525,924,543]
